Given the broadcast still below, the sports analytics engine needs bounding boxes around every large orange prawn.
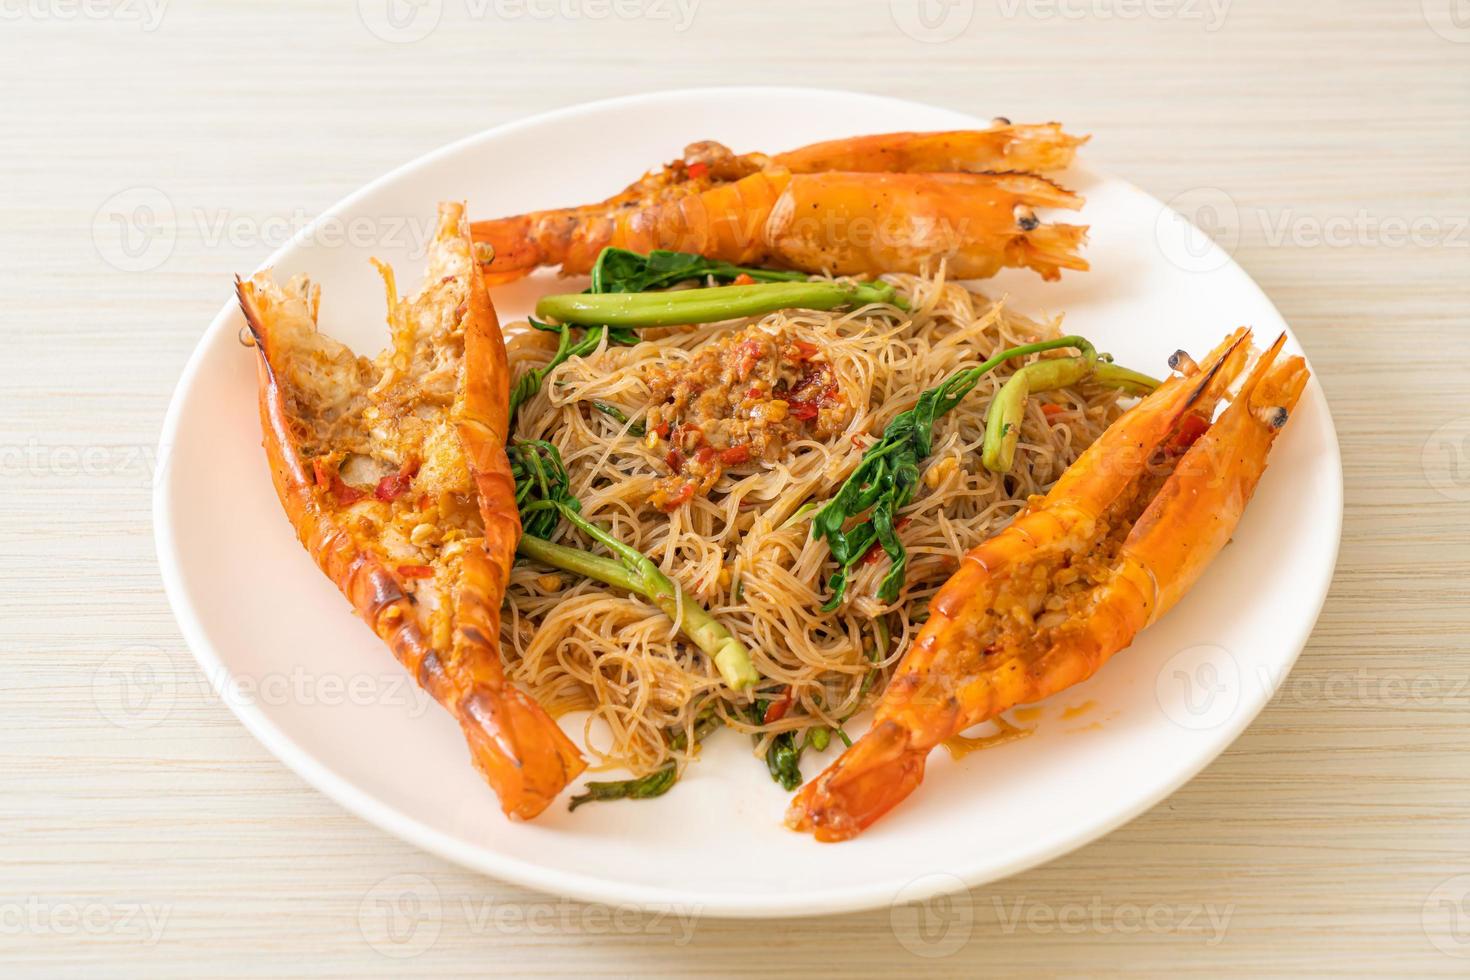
[472,123,1088,283]
[238,202,585,819]
[787,329,1309,841]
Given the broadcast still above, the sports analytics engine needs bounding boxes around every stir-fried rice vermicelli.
[500,270,1128,777]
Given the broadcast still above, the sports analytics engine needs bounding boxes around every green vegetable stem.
[536,279,907,328]
[812,336,1158,609]
[568,711,721,811]
[981,356,1161,474]
[510,440,759,692]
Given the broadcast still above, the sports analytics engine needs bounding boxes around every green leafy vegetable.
[568,763,679,811]
[813,337,1100,609]
[510,440,758,691]
[589,247,809,294]
[568,711,721,811]
[811,337,1160,607]
[765,732,804,790]
[749,700,805,791]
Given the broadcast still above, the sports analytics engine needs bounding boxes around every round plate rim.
[153,86,1344,918]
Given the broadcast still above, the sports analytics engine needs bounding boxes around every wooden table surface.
[4,0,1468,975]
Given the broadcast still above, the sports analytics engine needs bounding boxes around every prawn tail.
[1015,222,1090,281]
[785,720,928,842]
[456,680,587,820]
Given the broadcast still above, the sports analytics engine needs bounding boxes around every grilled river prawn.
[787,328,1308,841]
[238,202,584,819]
[472,123,1088,283]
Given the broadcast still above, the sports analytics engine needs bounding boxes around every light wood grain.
[3,0,1468,975]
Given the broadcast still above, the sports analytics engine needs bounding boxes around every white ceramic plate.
[155,88,1341,918]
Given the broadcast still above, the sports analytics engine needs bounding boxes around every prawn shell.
[788,328,1307,841]
[470,125,1091,283]
[239,203,584,820]
[769,124,1088,175]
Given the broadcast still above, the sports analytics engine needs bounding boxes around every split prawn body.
[238,202,585,819]
[786,328,1310,841]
